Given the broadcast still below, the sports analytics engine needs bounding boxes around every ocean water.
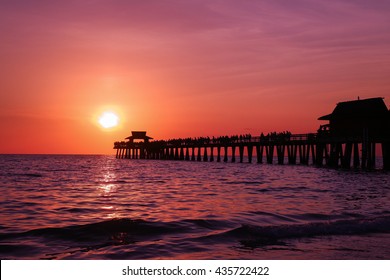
[0,154,389,260]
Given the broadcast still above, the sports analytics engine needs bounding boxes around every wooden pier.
[114,133,390,170]
[114,97,390,170]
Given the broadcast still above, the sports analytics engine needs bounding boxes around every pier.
[114,133,390,170]
[114,97,390,170]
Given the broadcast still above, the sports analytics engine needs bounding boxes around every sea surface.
[0,154,389,260]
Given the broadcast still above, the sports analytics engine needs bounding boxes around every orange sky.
[1,0,390,154]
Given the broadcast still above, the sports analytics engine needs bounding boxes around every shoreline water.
[0,154,389,259]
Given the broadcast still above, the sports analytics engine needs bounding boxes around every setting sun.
[98,112,119,129]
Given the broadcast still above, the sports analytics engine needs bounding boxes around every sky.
[1,0,390,154]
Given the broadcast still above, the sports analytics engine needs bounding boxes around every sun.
[98,111,119,128]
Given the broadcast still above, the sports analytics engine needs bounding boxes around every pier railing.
[114,133,318,148]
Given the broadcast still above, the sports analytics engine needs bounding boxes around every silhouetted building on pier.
[125,131,153,143]
[318,97,390,139]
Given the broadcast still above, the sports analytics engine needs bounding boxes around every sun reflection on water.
[98,184,118,196]
[97,167,121,219]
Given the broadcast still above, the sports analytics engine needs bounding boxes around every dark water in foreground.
[0,155,389,259]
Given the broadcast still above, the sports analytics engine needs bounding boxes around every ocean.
[0,154,389,260]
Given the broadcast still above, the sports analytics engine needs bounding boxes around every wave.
[0,219,188,244]
[2,173,44,178]
[2,216,389,243]
[1,216,389,259]
[221,215,390,248]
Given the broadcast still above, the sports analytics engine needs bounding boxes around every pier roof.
[318,97,388,120]
[125,131,153,141]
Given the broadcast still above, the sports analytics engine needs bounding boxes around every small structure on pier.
[318,97,390,138]
[125,131,153,143]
